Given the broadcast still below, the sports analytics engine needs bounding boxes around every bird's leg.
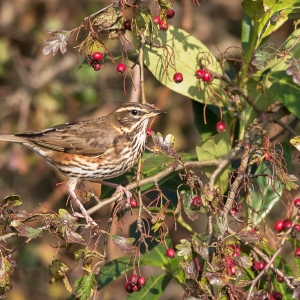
[100,181,132,201]
[67,179,98,227]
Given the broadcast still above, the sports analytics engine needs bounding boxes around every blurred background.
[0,0,296,299]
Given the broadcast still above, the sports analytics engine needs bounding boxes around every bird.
[0,102,165,226]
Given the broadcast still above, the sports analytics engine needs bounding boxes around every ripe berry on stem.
[146,128,153,137]
[124,282,133,293]
[166,248,175,258]
[228,265,236,275]
[295,248,300,258]
[93,63,101,71]
[277,275,284,283]
[159,21,169,31]
[283,219,292,230]
[251,261,260,272]
[274,220,284,232]
[173,72,183,83]
[195,69,204,79]
[116,63,126,74]
[130,198,138,208]
[258,261,266,271]
[293,223,300,231]
[202,71,212,82]
[264,152,270,161]
[124,20,132,30]
[231,207,238,215]
[216,121,226,133]
[191,196,202,208]
[129,274,138,285]
[294,198,300,208]
[166,9,175,19]
[272,292,282,300]
[137,276,146,287]
[153,16,161,25]
[92,52,103,60]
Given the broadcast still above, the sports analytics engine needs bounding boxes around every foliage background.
[0,0,298,299]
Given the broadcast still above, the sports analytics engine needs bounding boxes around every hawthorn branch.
[87,159,218,215]
[138,34,146,104]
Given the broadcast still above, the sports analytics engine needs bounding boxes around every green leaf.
[143,25,225,105]
[251,161,284,225]
[256,0,300,47]
[242,0,265,22]
[127,273,172,300]
[196,131,232,193]
[10,220,43,239]
[98,241,178,289]
[73,273,96,300]
[1,195,22,207]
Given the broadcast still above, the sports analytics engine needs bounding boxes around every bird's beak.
[147,109,166,118]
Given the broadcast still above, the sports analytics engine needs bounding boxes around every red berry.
[295,248,300,258]
[159,21,169,31]
[216,121,226,132]
[228,265,236,275]
[232,251,239,257]
[137,276,146,287]
[93,63,101,71]
[283,219,292,230]
[124,20,132,31]
[274,220,284,232]
[131,284,140,292]
[173,72,183,83]
[146,128,153,137]
[251,261,260,272]
[166,248,175,258]
[92,52,103,60]
[277,275,284,283]
[258,261,266,271]
[191,196,202,208]
[264,152,270,161]
[195,69,204,79]
[272,292,282,300]
[124,282,133,293]
[130,198,138,208]
[153,16,161,25]
[231,207,238,215]
[129,274,138,285]
[117,63,126,74]
[202,71,212,82]
[293,223,300,231]
[166,9,175,19]
[294,198,300,208]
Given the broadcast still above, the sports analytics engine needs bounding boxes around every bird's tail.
[0,134,26,144]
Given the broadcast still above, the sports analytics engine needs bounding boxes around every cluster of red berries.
[195,69,212,83]
[251,260,266,272]
[90,52,103,71]
[90,52,127,74]
[153,9,175,31]
[273,198,300,258]
[224,244,241,275]
[124,274,146,293]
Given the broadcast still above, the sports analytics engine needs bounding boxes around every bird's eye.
[131,109,138,116]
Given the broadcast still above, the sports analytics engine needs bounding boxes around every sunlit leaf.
[73,273,96,300]
[286,57,300,85]
[10,220,43,239]
[1,195,22,207]
[143,25,225,105]
[111,235,137,253]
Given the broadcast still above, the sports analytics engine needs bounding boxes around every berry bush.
[1,1,300,300]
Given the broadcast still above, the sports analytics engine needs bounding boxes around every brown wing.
[16,117,119,157]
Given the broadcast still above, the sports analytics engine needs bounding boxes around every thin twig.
[138,34,146,104]
[87,159,218,215]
